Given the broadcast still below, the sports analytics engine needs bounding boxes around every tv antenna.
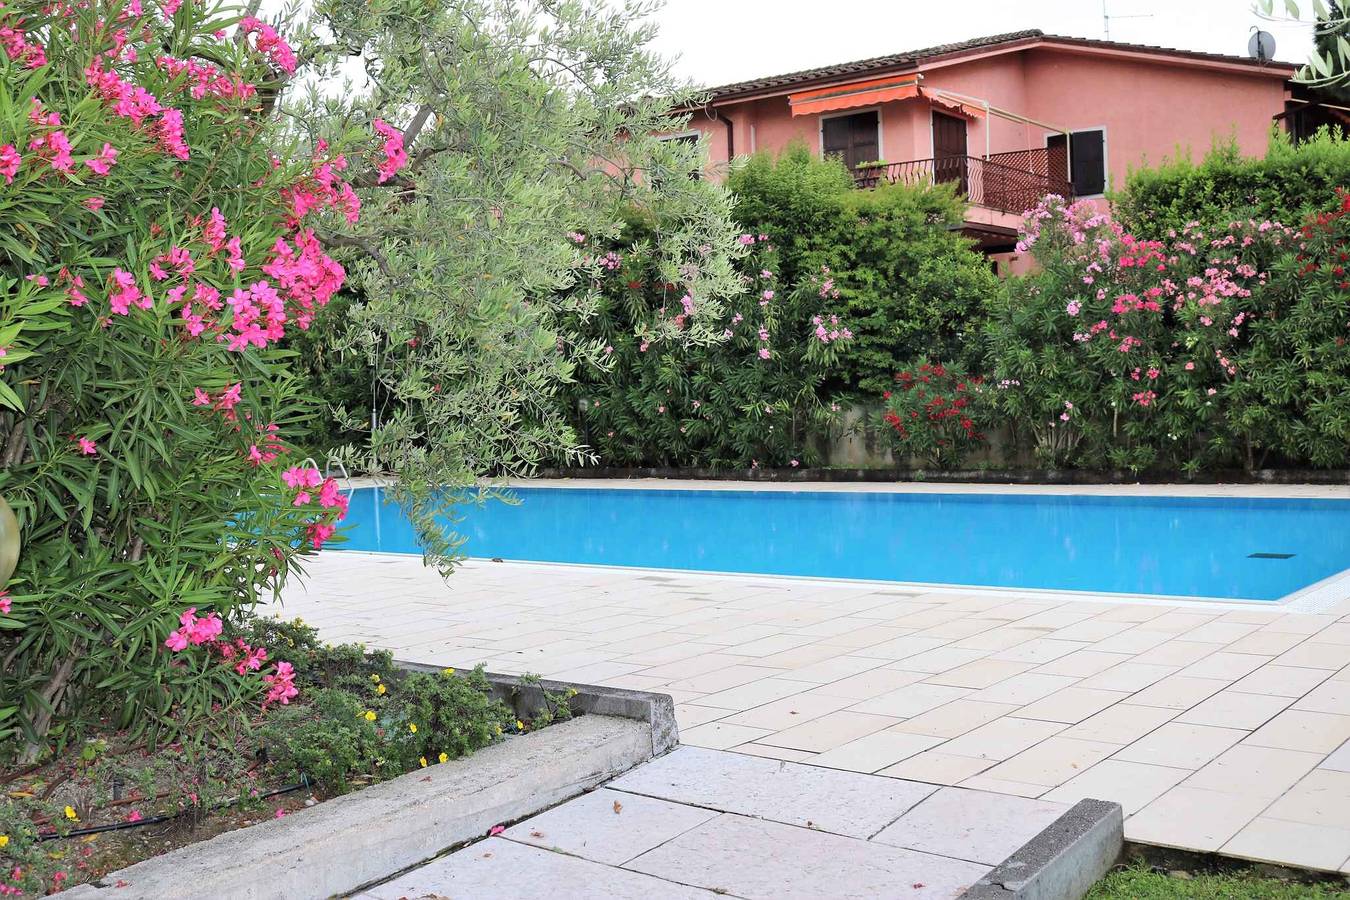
[1102,0,1154,40]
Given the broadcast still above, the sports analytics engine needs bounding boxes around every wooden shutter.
[1070,130,1105,196]
[1047,131,1105,196]
[822,111,879,171]
[847,112,879,169]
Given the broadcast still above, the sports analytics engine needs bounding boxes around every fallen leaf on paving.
[612,800,623,813]
[530,830,544,838]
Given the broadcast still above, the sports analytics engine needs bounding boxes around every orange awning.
[922,88,987,119]
[787,76,988,120]
[788,76,920,117]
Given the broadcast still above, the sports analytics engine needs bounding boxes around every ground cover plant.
[1088,862,1350,899]
[0,616,561,895]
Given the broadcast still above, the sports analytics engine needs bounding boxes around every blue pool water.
[338,487,1350,601]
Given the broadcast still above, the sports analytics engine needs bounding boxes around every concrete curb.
[398,662,679,756]
[960,798,1124,900]
[63,711,661,900]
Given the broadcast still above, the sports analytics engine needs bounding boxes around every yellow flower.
[442,667,455,676]
[419,757,428,768]
[376,684,386,695]
[438,752,448,764]
[363,710,377,722]
[515,720,524,732]
[370,674,381,684]
[0,834,9,848]
[494,724,503,735]
[408,723,417,733]
[64,806,78,822]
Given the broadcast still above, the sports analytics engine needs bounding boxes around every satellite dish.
[1248,29,1277,63]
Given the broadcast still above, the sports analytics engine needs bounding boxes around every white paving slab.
[625,812,990,900]
[501,788,717,866]
[871,787,1070,865]
[358,837,721,900]
[607,745,935,839]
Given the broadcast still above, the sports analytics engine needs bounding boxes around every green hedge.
[728,147,999,393]
[1114,128,1350,235]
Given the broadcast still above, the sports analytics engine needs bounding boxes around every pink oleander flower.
[218,382,242,409]
[371,119,408,183]
[305,520,337,549]
[84,142,119,176]
[108,267,145,315]
[0,144,19,185]
[758,347,770,359]
[239,17,297,74]
[83,196,105,211]
[76,436,96,455]
[281,465,323,489]
[0,590,10,615]
[44,130,75,173]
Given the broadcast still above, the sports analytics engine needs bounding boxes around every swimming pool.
[337,486,1350,602]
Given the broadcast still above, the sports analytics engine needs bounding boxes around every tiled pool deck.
[272,481,1350,875]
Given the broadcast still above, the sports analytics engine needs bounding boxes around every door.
[931,111,968,193]
[822,111,880,174]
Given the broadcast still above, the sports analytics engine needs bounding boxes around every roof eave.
[691,34,1299,111]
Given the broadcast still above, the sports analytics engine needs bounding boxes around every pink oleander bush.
[0,0,393,761]
[984,195,1292,473]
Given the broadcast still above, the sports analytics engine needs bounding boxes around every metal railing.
[853,147,1071,214]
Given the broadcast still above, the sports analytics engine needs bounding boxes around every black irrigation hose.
[35,778,311,842]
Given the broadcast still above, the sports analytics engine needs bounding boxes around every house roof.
[700,30,1298,104]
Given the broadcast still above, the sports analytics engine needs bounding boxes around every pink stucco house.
[675,30,1297,270]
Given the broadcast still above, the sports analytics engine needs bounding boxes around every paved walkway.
[273,497,1350,875]
[355,746,1062,899]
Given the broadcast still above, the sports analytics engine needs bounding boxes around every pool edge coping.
[320,550,1350,615]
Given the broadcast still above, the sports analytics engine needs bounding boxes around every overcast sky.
[642,0,1315,88]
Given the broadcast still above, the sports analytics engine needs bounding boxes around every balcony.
[853,147,1071,215]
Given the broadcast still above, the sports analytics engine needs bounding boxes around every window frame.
[818,107,885,170]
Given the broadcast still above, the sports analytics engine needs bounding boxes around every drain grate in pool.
[1248,552,1296,559]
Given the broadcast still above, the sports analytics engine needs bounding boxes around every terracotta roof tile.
[699,30,1295,103]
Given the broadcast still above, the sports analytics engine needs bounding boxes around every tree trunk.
[18,653,78,764]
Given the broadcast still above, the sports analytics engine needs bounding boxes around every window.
[655,132,702,182]
[1047,129,1105,197]
[822,111,880,172]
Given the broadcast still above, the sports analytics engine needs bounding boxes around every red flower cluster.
[880,362,988,466]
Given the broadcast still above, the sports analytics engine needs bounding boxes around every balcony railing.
[853,147,1071,215]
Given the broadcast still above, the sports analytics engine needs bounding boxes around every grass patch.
[1088,863,1350,898]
